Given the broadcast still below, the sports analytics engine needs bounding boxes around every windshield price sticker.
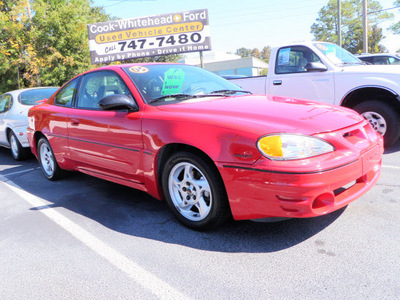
[88,9,211,64]
[161,68,185,95]
[278,48,291,66]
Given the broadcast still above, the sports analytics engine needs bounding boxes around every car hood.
[155,95,364,136]
[340,64,400,75]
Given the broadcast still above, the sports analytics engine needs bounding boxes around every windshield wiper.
[149,90,252,104]
[210,89,252,95]
[149,94,195,104]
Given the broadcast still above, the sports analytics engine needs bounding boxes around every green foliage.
[259,68,268,75]
[251,48,261,59]
[0,0,184,93]
[116,54,183,64]
[389,0,400,37]
[310,0,394,53]
[260,46,271,62]
[235,46,271,63]
[32,0,110,87]
[235,47,252,58]
[0,0,110,93]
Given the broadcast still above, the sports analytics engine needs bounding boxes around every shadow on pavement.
[0,147,345,254]
[384,138,400,154]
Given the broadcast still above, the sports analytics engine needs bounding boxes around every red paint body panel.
[27,63,383,221]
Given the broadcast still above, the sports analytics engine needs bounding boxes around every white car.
[0,87,58,160]
[357,53,400,65]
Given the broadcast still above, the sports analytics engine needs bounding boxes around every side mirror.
[305,62,328,72]
[98,94,138,112]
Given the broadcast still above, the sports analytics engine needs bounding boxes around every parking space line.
[2,167,40,176]
[382,165,400,170]
[0,175,191,300]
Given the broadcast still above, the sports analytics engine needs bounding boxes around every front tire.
[37,137,63,180]
[353,100,400,147]
[162,151,230,230]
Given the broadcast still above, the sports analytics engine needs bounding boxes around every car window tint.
[373,56,390,65]
[77,71,132,110]
[390,56,400,65]
[276,46,323,74]
[0,94,12,113]
[55,78,79,107]
[359,56,373,64]
[19,88,58,105]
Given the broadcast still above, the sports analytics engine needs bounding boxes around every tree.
[0,0,183,93]
[0,1,30,92]
[0,0,111,92]
[235,47,252,58]
[390,0,400,37]
[235,46,272,63]
[260,46,271,63]
[251,48,261,59]
[31,0,111,87]
[121,54,183,64]
[310,0,394,53]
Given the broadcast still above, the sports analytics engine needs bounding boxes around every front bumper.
[218,123,383,221]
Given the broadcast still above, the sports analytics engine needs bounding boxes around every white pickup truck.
[229,41,400,147]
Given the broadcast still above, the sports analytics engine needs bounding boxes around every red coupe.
[27,64,383,230]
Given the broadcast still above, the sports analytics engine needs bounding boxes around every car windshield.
[313,42,363,66]
[123,64,250,104]
[19,88,58,105]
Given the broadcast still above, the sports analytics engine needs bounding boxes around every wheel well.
[5,128,12,141]
[34,132,46,144]
[32,131,46,154]
[157,143,223,187]
[341,87,400,111]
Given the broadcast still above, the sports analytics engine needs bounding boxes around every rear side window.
[19,88,58,105]
[373,56,400,65]
[276,46,322,74]
[55,78,79,107]
[0,94,12,113]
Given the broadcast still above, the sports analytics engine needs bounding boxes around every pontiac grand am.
[27,64,383,230]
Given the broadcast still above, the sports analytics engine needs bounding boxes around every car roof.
[357,53,400,57]
[3,87,59,97]
[73,62,183,78]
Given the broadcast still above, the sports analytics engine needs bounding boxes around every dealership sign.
[87,9,211,64]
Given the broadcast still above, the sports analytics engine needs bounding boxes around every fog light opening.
[312,193,334,214]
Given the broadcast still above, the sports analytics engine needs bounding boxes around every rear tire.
[37,137,63,180]
[162,151,230,230]
[8,131,29,161]
[353,100,400,147]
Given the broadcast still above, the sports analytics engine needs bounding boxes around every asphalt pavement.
[0,140,399,299]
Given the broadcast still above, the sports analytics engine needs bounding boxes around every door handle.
[70,119,80,126]
[273,80,282,86]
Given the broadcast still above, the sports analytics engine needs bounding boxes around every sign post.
[87,9,211,65]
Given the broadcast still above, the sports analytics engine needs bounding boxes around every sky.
[92,0,400,54]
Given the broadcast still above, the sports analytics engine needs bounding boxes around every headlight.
[257,134,335,160]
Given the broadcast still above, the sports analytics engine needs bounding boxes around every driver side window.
[276,46,323,74]
[76,71,132,110]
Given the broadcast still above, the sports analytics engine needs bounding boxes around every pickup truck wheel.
[162,151,230,230]
[37,137,63,180]
[353,100,400,147]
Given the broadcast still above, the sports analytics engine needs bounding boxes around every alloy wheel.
[168,162,212,221]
